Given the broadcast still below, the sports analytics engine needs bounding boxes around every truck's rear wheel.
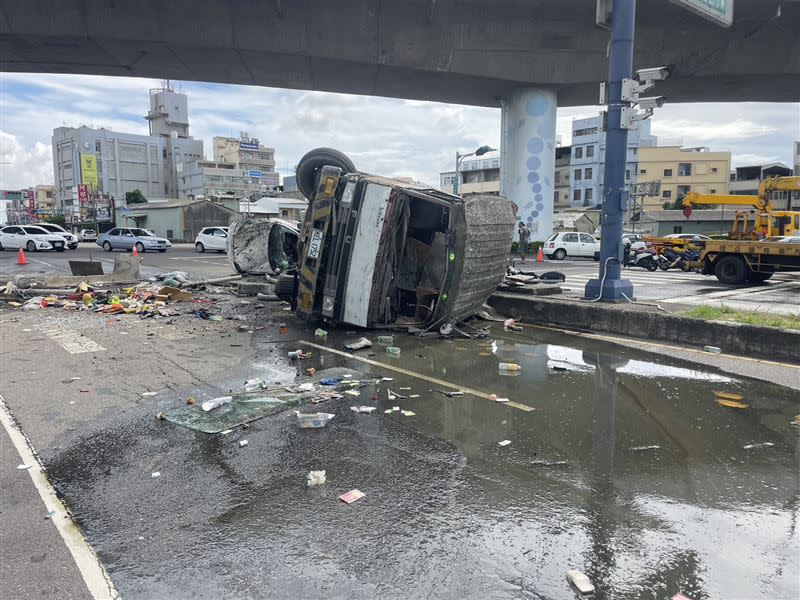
[714,255,748,284]
[295,147,355,200]
[746,271,773,283]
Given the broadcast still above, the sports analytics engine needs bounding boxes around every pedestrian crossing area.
[559,268,709,292]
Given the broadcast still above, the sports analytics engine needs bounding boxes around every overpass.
[1,0,797,237]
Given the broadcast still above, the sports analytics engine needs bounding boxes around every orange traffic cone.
[132,245,139,257]
[536,246,544,263]
[17,247,27,265]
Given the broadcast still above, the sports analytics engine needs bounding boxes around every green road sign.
[670,0,733,27]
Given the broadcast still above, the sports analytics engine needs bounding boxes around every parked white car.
[195,226,229,253]
[78,229,98,242]
[544,232,601,260]
[33,222,79,249]
[0,225,68,252]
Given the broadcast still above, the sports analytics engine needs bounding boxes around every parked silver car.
[97,227,171,252]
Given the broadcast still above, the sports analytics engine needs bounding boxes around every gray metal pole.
[585,0,636,301]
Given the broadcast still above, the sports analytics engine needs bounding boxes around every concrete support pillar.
[500,88,557,241]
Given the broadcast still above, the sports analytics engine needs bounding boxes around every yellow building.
[637,146,731,210]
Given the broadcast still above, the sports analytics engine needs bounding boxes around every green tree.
[125,189,147,204]
[45,214,66,226]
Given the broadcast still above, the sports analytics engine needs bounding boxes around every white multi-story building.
[213,133,279,188]
[178,160,280,200]
[569,116,656,208]
[51,84,204,219]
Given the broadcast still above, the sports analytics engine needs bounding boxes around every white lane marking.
[660,281,800,303]
[0,394,119,599]
[46,329,105,354]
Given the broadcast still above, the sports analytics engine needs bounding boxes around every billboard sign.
[247,170,263,178]
[669,0,733,28]
[239,140,260,151]
[80,153,99,191]
[78,184,89,204]
[26,190,35,215]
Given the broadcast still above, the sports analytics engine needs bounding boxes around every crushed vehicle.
[269,148,515,329]
[227,217,300,276]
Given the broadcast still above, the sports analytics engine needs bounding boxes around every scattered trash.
[703,345,722,354]
[17,464,32,470]
[503,318,523,332]
[344,389,361,397]
[141,391,158,397]
[530,460,569,467]
[201,396,233,412]
[716,399,749,409]
[498,362,521,371]
[713,391,743,401]
[671,594,694,600]
[151,471,161,478]
[279,324,289,335]
[438,390,464,397]
[239,439,249,447]
[220,429,233,435]
[314,328,328,338]
[350,406,377,414]
[494,397,509,403]
[287,349,311,360]
[320,377,343,386]
[296,412,335,428]
[306,368,317,377]
[157,286,192,302]
[408,394,420,398]
[376,335,394,345]
[385,346,401,355]
[345,337,372,351]
[381,377,394,382]
[630,445,661,451]
[296,383,315,392]
[208,315,224,322]
[45,510,56,520]
[339,489,365,504]
[392,406,400,411]
[244,379,266,391]
[498,440,512,447]
[743,442,774,450]
[399,387,411,390]
[400,410,416,417]
[792,415,800,427]
[307,470,326,486]
[565,569,595,595]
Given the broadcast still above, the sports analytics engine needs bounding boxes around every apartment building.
[213,134,279,188]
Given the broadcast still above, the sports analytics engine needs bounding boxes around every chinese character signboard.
[26,190,35,216]
[78,184,89,204]
[80,153,99,192]
[669,0,733,27]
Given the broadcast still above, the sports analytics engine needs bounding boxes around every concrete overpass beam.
[500,88,557,241]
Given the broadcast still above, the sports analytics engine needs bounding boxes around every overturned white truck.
[229,148,515,329]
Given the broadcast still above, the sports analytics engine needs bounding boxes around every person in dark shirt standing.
[517,222,530,262]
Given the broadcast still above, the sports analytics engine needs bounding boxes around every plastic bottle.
[376,335,394,345]
[385,346,401,356]
[498,362,521,371]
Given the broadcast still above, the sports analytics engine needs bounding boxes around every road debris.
[498,362,521,371]
[400,410,416,417]
[239,440,249,447]
[437,390,464,397]
[307,470,326,486]
[671,594,694,600]
[202,396,233,412]
[287,349,311,360]
[385,346,401,355]
[376,335,394,345]
[339,489,365,504]
[743,442,774,450]
[350,406,377,414]
[151,471,161,478]
[141,391,158,397]
[314,328,328,339]
[296,412,335,428]
[714,391,743,401]
[716,399,749,409]
[344,389,361,397]
[503,318,523,332]
[631,445,661,451]
[498,440,511,447]
[17,464,32,470]
[703,345,722,354]
[565,569,595,595]
[345,337,372,351]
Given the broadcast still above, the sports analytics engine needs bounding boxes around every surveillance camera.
[636,96,667,109]
[636,66,672,81]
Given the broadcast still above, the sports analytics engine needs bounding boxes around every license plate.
[307,229,323,259]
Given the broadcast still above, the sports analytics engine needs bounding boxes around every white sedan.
[543,232,601,260]
[0,225,68,252]
[195,226,229,253]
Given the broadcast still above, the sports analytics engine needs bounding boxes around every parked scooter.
[659,247,701,272]
[623,245,659,271]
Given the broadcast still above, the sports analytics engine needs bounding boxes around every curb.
[488,292,800,363]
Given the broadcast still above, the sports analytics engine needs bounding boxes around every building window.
[632,147,637,155]
[554,191,559,203]
[574,147,583,159]
[584,167,592,179]
[166,229,174,238]
[678,163,692,176]
[711,167,718,173]
[574,169,582,181]
[585,188,593,201]
[673,226,683,234]
[625,169,630,180]
[640,168,647,174]
[586,145,595,158]
[573,189,581,201]
[663,168,673,176]
[573,127,598,137]
[662,190,672,198]
[710,188,717,193]
[95,141,101,152]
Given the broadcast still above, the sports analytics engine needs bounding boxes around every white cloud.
[0,73,797,189]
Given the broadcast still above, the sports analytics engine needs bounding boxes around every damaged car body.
[271,148,515,329]
[228,217,300,276]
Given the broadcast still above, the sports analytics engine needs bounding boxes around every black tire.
[553,248,567,260]
[135,242,145,254]
[714,255,748,284]
[102,241,112,252]
[659,261,670,271]
[644,257,658,272]
[273,274,296,302]
[0,241,4,251]
[746,271,773,283]
[295,147,355,200]
[26,240,36,252]
[195,242,205,253]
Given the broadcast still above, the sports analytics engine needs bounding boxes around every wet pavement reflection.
[45,324,799,599]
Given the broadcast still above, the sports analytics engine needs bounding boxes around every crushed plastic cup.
[498,362,521,371]
[296,412,335,428]
[201,396,233,412]
[315,328,328,338]
[385,346,401,356]
[307,470,326,486]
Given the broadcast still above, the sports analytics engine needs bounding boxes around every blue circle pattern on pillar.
[522,94,553,232]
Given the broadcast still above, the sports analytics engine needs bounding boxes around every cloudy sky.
[1,72,797,190]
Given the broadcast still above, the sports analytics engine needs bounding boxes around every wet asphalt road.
[26,320,800,600]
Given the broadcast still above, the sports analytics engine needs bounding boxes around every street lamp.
[454,144,496,195]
